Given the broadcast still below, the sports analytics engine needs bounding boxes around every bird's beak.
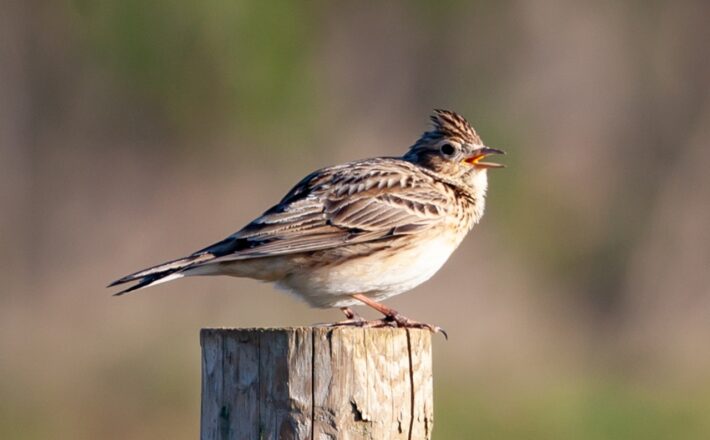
[464,147,506,169]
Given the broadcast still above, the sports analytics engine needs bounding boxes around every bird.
[109,109,504,336]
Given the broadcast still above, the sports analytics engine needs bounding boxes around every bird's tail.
[108,253,214,296]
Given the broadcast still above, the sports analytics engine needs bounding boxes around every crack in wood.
[310,328,315,440]
[406,329,415,440]
[349,398,370,422]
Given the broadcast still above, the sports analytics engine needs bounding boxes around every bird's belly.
[277,234,460,308]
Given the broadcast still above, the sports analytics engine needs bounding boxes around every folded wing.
[209,159,450,260]
[109,159,451,294]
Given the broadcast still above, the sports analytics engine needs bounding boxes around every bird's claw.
[377,313,448,339]
[318,316,368,328]
[318,315,447,339]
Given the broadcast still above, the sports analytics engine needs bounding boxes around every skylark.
[109,110,504,335]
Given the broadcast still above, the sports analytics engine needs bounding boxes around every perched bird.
[109,110,504,335]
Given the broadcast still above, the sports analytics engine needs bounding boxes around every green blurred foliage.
[436,381,710,440]
[75,0,318,139]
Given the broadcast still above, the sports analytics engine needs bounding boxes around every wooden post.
[200,327,433,440]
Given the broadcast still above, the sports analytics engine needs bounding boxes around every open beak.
[464,147,506,169]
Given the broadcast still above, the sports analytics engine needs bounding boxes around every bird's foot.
[348,294,447,338]
[317,306,447,338]
[318,317,447,338]
[316,307,368,328]
[321,317,368,328]
[376,313,448,339]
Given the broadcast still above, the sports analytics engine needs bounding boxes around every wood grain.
[200,327,433,440]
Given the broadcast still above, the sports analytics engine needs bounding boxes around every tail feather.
[112,271,185,296]
[109,253,214,295]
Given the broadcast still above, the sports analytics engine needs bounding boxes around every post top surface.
[200,326,432,335]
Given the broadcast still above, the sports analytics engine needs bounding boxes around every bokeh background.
[2,1,710,438]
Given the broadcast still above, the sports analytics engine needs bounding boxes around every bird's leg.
[351,294,447,338]
[340,307,360,320]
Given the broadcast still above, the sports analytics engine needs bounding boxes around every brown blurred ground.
[1,1,710,439]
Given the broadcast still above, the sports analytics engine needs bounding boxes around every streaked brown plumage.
[109,110,504,335]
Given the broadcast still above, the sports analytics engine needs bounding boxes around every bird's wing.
[108,159,452,293]
[201,159,452,262]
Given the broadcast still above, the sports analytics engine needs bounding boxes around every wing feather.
[194,159,453,265]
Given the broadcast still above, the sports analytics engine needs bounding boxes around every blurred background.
[2,1,710,438]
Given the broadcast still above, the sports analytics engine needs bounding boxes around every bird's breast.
[275,226,467,307]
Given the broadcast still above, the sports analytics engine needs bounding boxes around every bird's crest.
[429,109,481,145]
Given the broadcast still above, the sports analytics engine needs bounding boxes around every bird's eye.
[440,143,456,156]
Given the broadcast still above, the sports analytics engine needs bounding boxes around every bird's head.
[404,109,505,190]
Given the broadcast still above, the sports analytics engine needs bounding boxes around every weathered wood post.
[200,327,433,440]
